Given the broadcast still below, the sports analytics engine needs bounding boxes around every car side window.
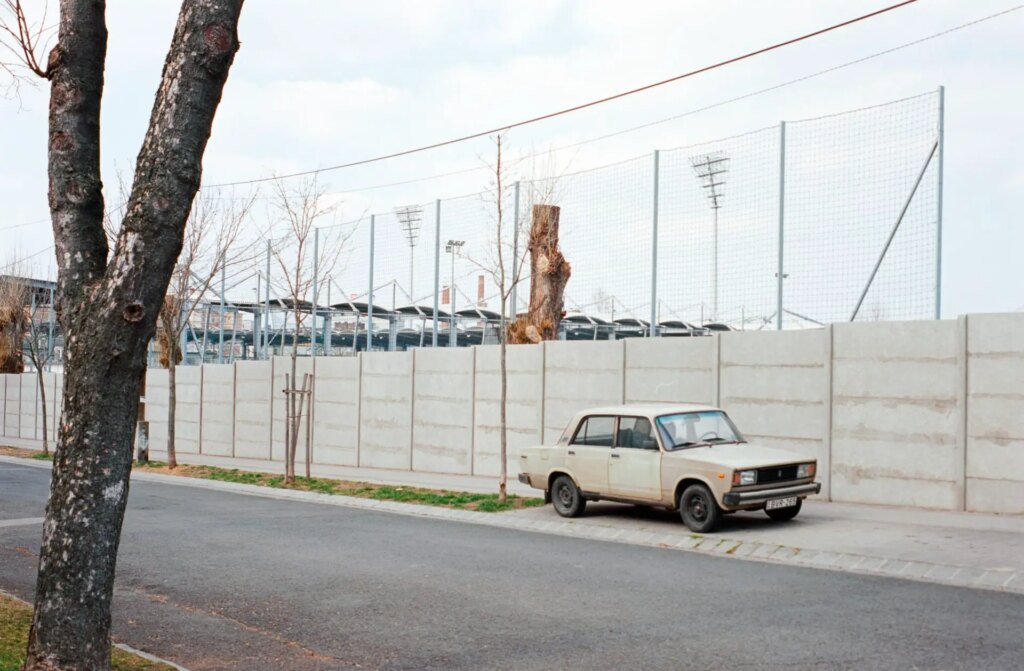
[571,416,615,447]
[617,416,658,450]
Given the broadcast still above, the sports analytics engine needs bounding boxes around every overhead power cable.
[203,0,920,188]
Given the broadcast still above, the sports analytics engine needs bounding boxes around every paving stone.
[731,543,759,558]
[977,570,1016,588]
[899,561,933,579]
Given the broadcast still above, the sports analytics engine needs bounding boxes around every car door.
[566,415,613,495]
[608,416,662,501]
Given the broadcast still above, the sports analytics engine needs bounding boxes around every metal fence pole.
[649,150,659,337]
[312,227,319,357]
[218,263,225,363]
[432,199,441,347]
[511,180,520,317]
[935,85,945,321]
[368,215,375,352]
[776,121,786,331]
[264,239,271,358]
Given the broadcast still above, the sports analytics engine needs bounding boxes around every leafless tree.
[158,188,256,469]
[0,1,52,97]
[468,136,567,502]
[268,176,351,483]
[1,1,244,668]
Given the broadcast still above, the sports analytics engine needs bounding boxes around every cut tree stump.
[508,204,571,344]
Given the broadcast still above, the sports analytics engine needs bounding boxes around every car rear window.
[571,416,615,447]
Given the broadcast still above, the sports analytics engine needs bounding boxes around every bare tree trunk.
[498,323,508,503]
[37,367,49,455]
[167,361,178,469]
[24,2,243,668]
[507,204,571,344]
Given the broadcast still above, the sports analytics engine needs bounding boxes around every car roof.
[571,403,722,420]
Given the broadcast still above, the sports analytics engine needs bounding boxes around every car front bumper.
[722,482,821,506]
[517,472,531,485]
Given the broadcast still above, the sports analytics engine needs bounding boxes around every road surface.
[1,462,1021,670]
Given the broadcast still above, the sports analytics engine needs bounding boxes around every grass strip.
[0,593,173,671]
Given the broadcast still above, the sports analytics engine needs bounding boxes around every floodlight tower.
[690,151,729,321]
[395,205,423,302]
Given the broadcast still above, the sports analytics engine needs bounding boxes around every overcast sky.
[2,0,1022,319]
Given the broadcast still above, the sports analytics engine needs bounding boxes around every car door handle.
[567,450,575,456]
[610,453,620,459]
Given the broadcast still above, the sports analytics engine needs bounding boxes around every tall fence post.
[312,226,320,357]
[218,263,225,363]
[264,238,271,359]
[935,85,945,321]
[776,121,786,331]
[650,150,660,336]
[511,180,520,317]
[432,199,441,348]
[368,215,375,352]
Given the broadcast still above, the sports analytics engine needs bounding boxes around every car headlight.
[797,463,816,479]
[732,469,757,486]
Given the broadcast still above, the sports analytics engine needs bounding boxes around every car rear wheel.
[550,475,586,518]
[765,497,802,521]
[679,483,721,533]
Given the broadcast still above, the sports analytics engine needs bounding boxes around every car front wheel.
[679,483,722,533]
[765,497,802,521]
[550,475,586,518]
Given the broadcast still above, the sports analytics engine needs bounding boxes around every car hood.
[664,442,809,469]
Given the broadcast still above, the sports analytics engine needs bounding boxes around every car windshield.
[656,411,745,450]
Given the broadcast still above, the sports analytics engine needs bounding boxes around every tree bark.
[507,204,571,344]
[24,2,243,669]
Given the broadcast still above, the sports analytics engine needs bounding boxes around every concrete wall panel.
[146,369,170,452]
[544,341,624,444]
[473,344,544,477]
[624,337,716,406]
[413,348,473,474]
[19,373,37,440]
[831,321,959,509]
[0,375,10,438]
[312,357,360,466]
[719,330,828,466]
[200,364,235,457]
[358,352,413,469]
[966,313,1024,513]
[3,375,19,438]
[271,356,314,465]
[234,361,272,460]
[174,365,202,455]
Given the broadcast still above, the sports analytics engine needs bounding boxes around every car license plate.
[766,496,798,511]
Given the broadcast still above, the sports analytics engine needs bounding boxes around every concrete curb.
[3,455,1022,597]
[0,586,192,671]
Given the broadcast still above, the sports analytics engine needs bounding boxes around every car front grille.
[757,465,799,484]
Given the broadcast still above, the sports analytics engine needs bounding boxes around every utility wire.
[203,0,920,188]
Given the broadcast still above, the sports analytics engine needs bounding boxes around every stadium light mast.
[395,205,423,303]
[690,151,729,321]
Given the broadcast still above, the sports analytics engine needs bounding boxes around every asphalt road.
[2,463,1022,671]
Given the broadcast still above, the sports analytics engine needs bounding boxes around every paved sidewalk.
[4,444,1023,596]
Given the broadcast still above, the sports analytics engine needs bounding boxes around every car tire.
[679,483,722,533]
[550,475,586,518]
[765,498,802,521]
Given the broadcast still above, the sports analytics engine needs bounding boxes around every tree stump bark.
[507,204,571,344]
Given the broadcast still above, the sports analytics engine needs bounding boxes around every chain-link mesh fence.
[183,90,943,358]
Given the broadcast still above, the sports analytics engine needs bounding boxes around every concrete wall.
[200,364,235,457]
[543,341,625,444]
[412,348,474,475]
[174,365,202,455]
[5,312,1023,513]
[1,375,16,438]
[358,351,413,470]
[234,361,272,460]
[271,356,313,465]
[624,337,716,405]
[473,345,544,477]
[719,330,831,496]
[312,357,359,466]
[831,321,961,509]
[966,313,1024,514]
